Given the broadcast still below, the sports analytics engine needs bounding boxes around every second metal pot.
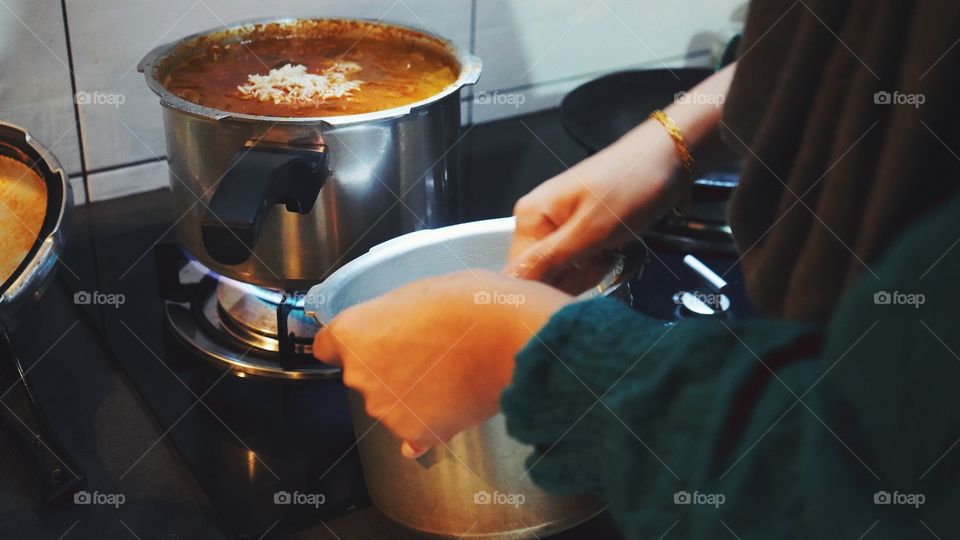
[139,18,482,291]
[304,218,641,538]
[0,122,84,503]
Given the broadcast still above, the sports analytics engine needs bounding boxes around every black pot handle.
[0,330,85,503]
[201,146,328,265]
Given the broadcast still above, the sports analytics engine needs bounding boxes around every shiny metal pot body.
[160,93,465,291]
[140,18,481,291]
[0,122,71,330]
[0,122,85,503]
[304,219,633,538]
[350,403,599,538]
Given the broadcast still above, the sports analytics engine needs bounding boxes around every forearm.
[504,63,739,285]
[596,62,737,178]
[661,61,736,153]
[554,63,737,222]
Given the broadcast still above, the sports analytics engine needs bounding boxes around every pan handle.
[0,331,85,503]
[201,145,328,266]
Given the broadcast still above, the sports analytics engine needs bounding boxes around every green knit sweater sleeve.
[501,192,960,539]
[502,300,816,538]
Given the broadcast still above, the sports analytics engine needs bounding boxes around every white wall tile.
[470,53,715,124]
[69,176,87,205]
[86,159,169,202]
[67,0,474,174]
[474,0,744,94]
[0,0,83,175]
[471,76,584,125]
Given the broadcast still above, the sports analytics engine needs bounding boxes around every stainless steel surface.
[139,18,481,291]
[0,122,85,504]
[351,402,602,539]
[673,290,730,316]
[0,122,71,331]
[304,218,635,538]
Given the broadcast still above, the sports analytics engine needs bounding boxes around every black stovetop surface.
[0,108,751,539]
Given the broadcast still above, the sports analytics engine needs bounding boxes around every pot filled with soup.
[0,121,84,503]
[139,18,481,290]
[0,122,70,329]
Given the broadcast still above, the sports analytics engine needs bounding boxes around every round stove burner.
[214,278,319,355]
[164,276,339,380]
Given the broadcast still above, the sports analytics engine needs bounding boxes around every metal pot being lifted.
[139,18,482,291]
[304,218,644,538]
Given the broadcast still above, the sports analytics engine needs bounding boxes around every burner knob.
[673,290,731,317]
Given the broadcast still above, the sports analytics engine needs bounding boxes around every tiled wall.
[0,0,745,205]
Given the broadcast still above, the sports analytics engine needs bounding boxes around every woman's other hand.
[505,120,684,293]
[505,63,736,293]
[312,270,571,458]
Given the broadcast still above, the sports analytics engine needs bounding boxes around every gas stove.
[91,240,365,539]
[159,243,335,380]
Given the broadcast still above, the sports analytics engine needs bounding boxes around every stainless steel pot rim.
[138,16,482,125]
[304,217,638,324]
[0,122,70,314]
[305,218,502,324]
[384,502,607,539]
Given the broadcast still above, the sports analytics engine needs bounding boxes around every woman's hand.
[312,270,572,458]
[506,121,685,293]
[505,63,736,293]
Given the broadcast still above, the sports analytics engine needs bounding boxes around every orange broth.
[162,21,460,117]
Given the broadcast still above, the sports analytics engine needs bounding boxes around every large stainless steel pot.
[139,18,481,291]
[304,218,641,538]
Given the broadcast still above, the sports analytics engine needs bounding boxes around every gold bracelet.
[649,109,695,216]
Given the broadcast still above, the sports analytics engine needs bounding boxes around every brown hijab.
[723,0,960,321]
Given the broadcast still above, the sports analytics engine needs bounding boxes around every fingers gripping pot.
[304,218,643,538]
[139,18,482,291]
